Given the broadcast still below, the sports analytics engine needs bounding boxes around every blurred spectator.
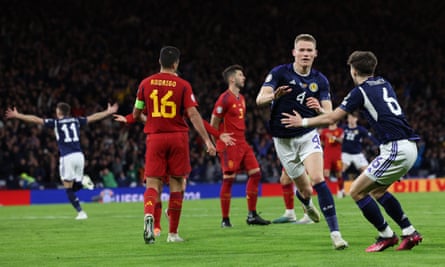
[100,168,118,188]
[1,0,444,188]
[116,171,130,187]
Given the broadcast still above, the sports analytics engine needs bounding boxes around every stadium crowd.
[1,0,444,189]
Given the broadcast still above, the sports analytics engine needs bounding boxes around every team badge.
[228,160,234,169]
[216,106,223,114]
[309,83,318,92]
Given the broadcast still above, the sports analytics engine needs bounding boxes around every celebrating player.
[256,34,348,249]
[281,50,423,252]
[5,102,118,219]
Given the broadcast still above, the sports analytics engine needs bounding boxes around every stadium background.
[1,0,444,193]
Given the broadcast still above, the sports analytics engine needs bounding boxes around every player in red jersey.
[211,64,271,227]
[319,123,345,198]
[133,46,216,244]
[114,111,234,237]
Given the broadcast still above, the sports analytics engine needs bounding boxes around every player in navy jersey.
[341,112,379,197]
[281,51,423,252]
[256,34,348,249]
[5,102,118,219]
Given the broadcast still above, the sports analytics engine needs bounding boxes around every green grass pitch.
[1,192,444,267]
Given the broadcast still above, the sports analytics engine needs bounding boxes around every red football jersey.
[320,127,343,157]
[136,72,197,134]
[212,90,246,140]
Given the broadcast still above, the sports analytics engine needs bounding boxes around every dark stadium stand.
[1,0,444,189]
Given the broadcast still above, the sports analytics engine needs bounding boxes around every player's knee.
[348,186,365,201]
[369,187,386,199]
[279,173,291,185]
[310,175,325,184]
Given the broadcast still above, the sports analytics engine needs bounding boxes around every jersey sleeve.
[182,82,199,109]
[212,94,227,118]
[340,87,363,113]
[78,117,87,126]
[202,119,220,138]
[318,73,331,101]
[261,66,281,89]
[135,82,146,110]
[43,118,55,128]
[125,114,136,124]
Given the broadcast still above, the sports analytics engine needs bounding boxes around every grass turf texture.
[1,192,444,267]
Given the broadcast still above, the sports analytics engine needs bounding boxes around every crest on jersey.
[309,83,318,92]
[265,74,272,83]
[216,106,223,114]
[228,160,234,169]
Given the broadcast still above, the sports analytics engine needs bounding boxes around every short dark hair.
[347,51,378,76]
[222,64,243,84]
[57,102,71,116]
[159,46,180,68]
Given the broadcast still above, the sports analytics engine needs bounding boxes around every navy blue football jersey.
[342,124,378,154]
[340,77,419,144]
[262,63,331,138]
[44,117,87,156]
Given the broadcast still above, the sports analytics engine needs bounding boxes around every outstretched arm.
[256,85,291,106]
[113,113,147,124]
[203,119,235,146]
[281,107,347,128]
[87,103,118,123]
[5,107,44,125]
[305,97,333,114]
[186,106,216,156]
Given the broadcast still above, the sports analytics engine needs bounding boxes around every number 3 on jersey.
[150,89,176,118]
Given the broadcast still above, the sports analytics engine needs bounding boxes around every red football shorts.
[217,140,259,174]
[144,132,191,177]
[324,154,342,173]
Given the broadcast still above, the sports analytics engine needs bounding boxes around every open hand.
[219,132,236,146]
[113,114,127,123]
[306,97,324,114]
[5,107,19,119]
[274,85,292,100]
[107,103,119,114]
[281,110,303,128]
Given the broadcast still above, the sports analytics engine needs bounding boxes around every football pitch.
[1,192,444,267]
